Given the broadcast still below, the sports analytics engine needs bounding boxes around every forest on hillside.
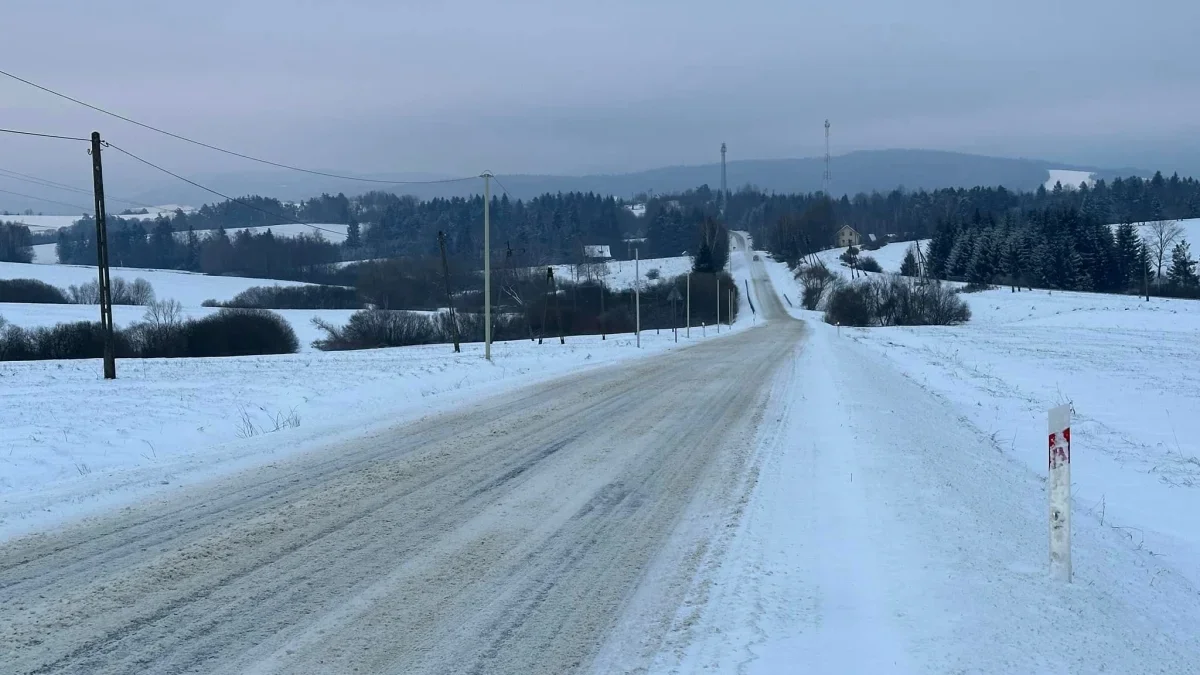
[40,170,1200,300]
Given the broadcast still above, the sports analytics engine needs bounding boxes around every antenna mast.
[823,119,831,196]
[720,142,728,216]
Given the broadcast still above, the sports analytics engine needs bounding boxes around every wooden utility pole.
[481,171,492,360]
[89,132,116,379]
[716,275,721,334]
[539,267,552,345]
[554,268,565,344]
[599,279,606,340]
[437,231,460,353]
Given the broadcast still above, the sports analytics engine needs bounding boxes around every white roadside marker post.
[635,247,640,349]
[686,272,691,338]
[1049,404,1072,582]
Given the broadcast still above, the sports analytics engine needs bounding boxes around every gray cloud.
[2,0,1199,204]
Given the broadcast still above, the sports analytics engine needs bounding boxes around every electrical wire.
[0,127,90,142]
[0,187,91,214]
[0,167,92,196]
[103,142,349,238]
[0,68,478,185]
[490,174,513,200]
[0,166,173,211]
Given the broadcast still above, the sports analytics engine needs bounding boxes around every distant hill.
[9,149,1139,213]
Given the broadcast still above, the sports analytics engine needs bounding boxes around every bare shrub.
[797,262,838,310]
[185,309,298,357]
[857,256,883,273]
[825,275,970,327]
[67,277,157,305]
[129,278,156,305]
[0,278,70,304]
[133,299,187,357]
[312,309,440,351]
[213,284,359,310]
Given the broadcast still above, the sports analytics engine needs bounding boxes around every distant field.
[811,239,929,277]
[0,261,313,306]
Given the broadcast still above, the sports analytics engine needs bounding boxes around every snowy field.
[760,246,1200,591]
[811,238,928,277]
[191,222,349,243]
[0,214,85,231]
[29,243,56,264]
[0,206,190,232]
[0,246,758,542]
[0,303,357,352]
[1046,168,1095,190]
[1127,216,1200,246]
[540,254,694,290]
[0,260,312,306]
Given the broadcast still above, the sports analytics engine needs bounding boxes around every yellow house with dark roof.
[835,225,861,248]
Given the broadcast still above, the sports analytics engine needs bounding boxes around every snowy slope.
[0,207,190,232]
[540,254,694,290]
[0,261,313,306]
[214,222,349,243]
[1046,168,1095,190]
[1127,217,1200,248]
[0,214,84,231]
[811,239,929,278]
[29,243,56,264]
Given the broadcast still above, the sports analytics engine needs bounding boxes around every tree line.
[0,222,34,263]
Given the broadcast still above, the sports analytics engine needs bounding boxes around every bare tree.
[1146,219,1184,283]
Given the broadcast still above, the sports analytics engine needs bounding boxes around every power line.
[0,68,478,186]
[0,166,171,211]
[0,168,93,197]
[491,174,513,200]
[103,142,349,238]
[0,127,90,143]
[0,187,90,214]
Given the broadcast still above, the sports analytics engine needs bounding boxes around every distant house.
[835,225,862,248]
[583,245,612,260]
[867,233,878,243]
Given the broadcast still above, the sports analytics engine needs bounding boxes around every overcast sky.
[3,0,1199,193]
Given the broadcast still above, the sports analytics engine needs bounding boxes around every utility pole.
[686,272,691,338]
[716,276,721,334]
[89,132,116,380]
[540,267,552,345]
[728,289,733,327]
[555,273,565,344]
[481,171,493,360]
[599,277,606,340]
[1144,248,1150,301]
[635,247,641,348]
[823,119,832,197]
[437,231,460,353]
